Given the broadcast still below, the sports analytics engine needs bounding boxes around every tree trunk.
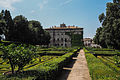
[9,58,14,74]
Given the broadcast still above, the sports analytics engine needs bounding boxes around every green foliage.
[114,55,120,67]
[11,48,78,80]
[0,43,37,74]
[27,51,76,80]
[113,0,120,3]
[28,20,44,44]
[94,1,120,49]
[85,53,118,80]
[0,10,50,45]
[0,45,80,79]
[12,15,30,43]
[98,56,120,73]
[0,10,14,40]
[99,13,105,23]
[65,32,83,47]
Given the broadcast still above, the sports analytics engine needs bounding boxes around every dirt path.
[56,49,91,80]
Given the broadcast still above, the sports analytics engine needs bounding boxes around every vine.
[65,31,83,47]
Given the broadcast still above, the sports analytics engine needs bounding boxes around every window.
[61,38,63,41]
[65,38,67,42]
[57,38,59,41]
[65,44,67,47]
[53,38,55,42]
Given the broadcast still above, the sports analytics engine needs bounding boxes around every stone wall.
[45,27,83,47]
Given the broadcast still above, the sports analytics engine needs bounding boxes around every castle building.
[45,23,83,47]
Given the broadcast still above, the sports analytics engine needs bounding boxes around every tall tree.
[0,10,14,41]
[28,20,50,45]
[94,0,120,49]
[13,15,29,43]
[4,10,14,40]
[99,13,105,23]
[28,20,44,44]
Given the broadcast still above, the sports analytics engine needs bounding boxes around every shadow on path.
[56,58,77,80]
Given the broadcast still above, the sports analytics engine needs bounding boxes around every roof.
[83,38,92,41]
[45,26,83,30]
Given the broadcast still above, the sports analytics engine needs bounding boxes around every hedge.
[25,49,78,80]
[0,47,80,80]
[98,56,120,74]
[85,53,118,80]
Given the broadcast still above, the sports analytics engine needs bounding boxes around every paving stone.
[67,49,91,80]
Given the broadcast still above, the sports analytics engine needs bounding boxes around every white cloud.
[30,10,35,13]
[61,0,73,6]
[39,0,48,10]
[0,0,21,11]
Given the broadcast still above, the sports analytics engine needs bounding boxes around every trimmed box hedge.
[85,53,118,80]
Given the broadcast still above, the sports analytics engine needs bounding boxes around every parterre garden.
[0,43,81,80]
[84,47,120,80]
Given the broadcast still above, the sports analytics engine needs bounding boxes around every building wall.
[45,28,83,47]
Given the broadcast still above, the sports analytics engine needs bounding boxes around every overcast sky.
[0,0,113,38]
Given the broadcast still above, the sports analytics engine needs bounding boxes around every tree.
[113,0,120,3]
[4,10,14,41]
[28,20,50,45]
[42,31,51,46]
[0,10,14,40]
[13,15,29,43]
[94,0,120,49]
[0,10,6,35]
[0,10,51,45]
[28,20,44,44]
[93,27,103,45]
[99,13,105,23]
[0,43,37,74]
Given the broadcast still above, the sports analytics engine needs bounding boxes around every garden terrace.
[0,43,81,80]
[36,47,77,56]
[84,48,120,80]
[85,47,120,57]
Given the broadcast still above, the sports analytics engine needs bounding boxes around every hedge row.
[9,48,78,80]
[0,48,80,80]
[98,56,120,74]
[26,49,79,80]
[83,48,119,80]
[85,47,116,51]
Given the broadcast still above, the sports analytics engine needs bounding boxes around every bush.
[85,53,118,80]
[25,49,79,80]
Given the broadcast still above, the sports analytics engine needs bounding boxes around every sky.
[0,0,113,38]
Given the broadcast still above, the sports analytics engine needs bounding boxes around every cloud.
[31,10,35,14]
[39,0,48,10]
[61,0,73,6]
[0,0,21,11]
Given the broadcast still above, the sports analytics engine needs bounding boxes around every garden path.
[56,49,91,80]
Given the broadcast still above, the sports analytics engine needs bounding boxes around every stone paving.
[67,49,91,80]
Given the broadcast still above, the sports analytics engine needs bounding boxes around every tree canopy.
[94,0,120,49]
[0,10,50,45]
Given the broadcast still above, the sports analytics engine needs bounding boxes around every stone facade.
[45,23,83,47]
[83,38,93,46]
[83,38,101,48]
